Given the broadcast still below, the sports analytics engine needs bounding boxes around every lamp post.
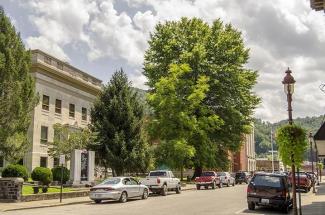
[309,132,316,193]
[282,68,297,215]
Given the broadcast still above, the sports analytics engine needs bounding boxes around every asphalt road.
[4,184,292,215]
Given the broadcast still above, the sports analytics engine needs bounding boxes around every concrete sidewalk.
[0,184,196,212]
[298,182,325,215]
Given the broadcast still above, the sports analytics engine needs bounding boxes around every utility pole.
[271,127,274,173]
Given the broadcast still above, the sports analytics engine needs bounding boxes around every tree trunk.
[180,167,184,181]
[192,166,202,180]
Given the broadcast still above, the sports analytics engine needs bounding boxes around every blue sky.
[1,0,325,122]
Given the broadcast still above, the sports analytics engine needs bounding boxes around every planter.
[32,186,39,194]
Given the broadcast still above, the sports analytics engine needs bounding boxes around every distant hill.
[254,115,325,158]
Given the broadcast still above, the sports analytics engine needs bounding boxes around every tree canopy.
[144,17,259,173]
[90,69,151,176]
[0,7,38,162]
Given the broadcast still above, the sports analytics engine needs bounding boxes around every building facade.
[22,50,102,172]
[231,125,256,172]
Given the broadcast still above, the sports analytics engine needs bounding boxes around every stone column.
[70,149,82,185]
[0,178,24,202]
[87,151,95,183]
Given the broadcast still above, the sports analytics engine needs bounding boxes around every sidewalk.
[0,184,196,212]
[298,182,325,215]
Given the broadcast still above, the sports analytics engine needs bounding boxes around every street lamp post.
[282,68,297,215]
[309,132,316,193]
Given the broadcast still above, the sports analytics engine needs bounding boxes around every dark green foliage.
[90,69,151,176]
[0,7,38,162]
[254,115,324,158]
[276,124,307,167]
[31,167,53,186]
[143,18,260,171]
[51,167,70,183]
[1,164,28,181]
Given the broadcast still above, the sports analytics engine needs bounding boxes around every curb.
[2,187,196,212]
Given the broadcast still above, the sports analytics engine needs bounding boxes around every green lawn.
[22,185,73,195]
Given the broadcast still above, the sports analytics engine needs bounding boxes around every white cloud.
[6,0,325,122]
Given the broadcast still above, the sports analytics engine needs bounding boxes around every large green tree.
[90,69,151,176]
[0,7,38,162]
[144,18,260,176]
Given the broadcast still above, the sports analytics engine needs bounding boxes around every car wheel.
[142,189,149,199]
[176,185,181,194]
[94,200,101,204]
[212,181,216,189]
[196,185,201,190]
[232,181,235,186]
[119,191,128,203]
[218,182,223,188]
[227,181,230,187]
[161,184,168,196]
[248,202,255,210]
[204,185,209,189]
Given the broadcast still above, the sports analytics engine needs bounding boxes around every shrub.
[2,164,29,181]
[51,167,70,184]
[31,167,53,186]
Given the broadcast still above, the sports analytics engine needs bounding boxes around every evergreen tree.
[144,18,260,176]
[90,69,151,176]
[0,7,38,162]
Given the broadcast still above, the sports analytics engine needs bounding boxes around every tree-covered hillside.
[254,115,325,158]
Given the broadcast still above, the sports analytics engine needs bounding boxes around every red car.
[195,171,222,190]
[289,172,312,192]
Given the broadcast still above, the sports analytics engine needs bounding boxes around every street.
[4,184,295,215]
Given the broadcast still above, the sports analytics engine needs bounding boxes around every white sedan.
[217,172,235,187]
[89,177,149,203]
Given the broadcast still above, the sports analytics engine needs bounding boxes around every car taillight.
[157,178,161,184]
[195,177,199,181]
[247,186,252,193]
[225,176,227,179]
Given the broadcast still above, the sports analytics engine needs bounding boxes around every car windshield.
[236,173,244,177]
[295,173,307,177]
[217,172,226,176]
[149,171,167,177]
[100,178,121,185]
[202,172,215,176]
[252,175,282,188]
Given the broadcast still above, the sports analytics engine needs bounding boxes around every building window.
[57,62,63,70]
[82,107,87,121]
[42,95,50,111]
[55,99,62,114]
[69,104,75,118]
[44,56,51,65]
[40,157,47,168]
[41,126,48,144]
[0,156,4,168]
[53,157,59,167]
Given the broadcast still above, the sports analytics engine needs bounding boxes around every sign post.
[59,155,65,203]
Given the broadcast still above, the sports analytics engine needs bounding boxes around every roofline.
[31,49,102,83]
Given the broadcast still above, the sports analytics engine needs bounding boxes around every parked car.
[289,172,312,192]
[217,172,235,187]
[247,172,292,213]
[307,172,318,185]
[235,171,251,184]
[195,171,222,190]
[89,177,149,203]
[140,170,181,196]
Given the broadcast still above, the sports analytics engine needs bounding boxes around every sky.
[1,0,325,123]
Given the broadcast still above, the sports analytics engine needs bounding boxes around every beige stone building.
[22,50,102,172]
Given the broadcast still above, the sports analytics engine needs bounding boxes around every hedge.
[2,164,29,181]
[31,167,53,186]
[52,166,70,184]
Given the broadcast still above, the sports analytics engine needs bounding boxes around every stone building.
[19,50,102,172]
[231,125,256,172]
